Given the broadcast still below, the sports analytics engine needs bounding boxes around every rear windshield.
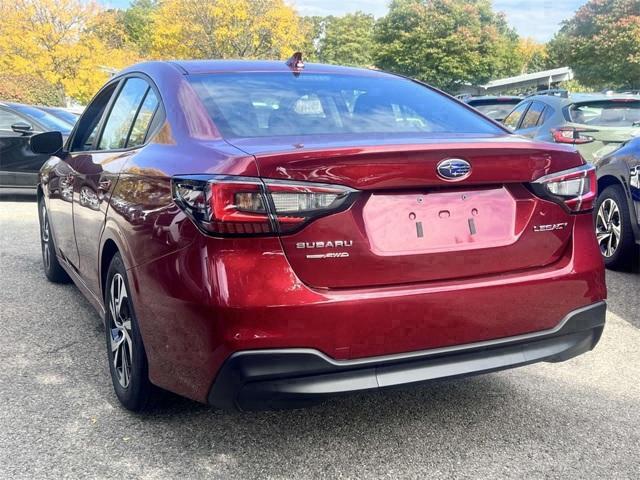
[10,104,73,134]
[188,73,503,138]
[568,100,640,127]
[41,107,79,125]
[468,100,520,120]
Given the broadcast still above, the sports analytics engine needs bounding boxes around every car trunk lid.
[228,134,584,288]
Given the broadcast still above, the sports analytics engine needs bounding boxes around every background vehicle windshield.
[11,104,73,134]
[40,107,79,126]
[470,102,519,120]
[189,73,504,138]
[568,100,640,127]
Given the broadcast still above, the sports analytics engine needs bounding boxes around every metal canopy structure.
[459,67,574,95]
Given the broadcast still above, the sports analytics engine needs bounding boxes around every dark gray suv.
[504,91,640,163]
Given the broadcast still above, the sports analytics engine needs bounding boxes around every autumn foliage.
[0,0,637,105]
[149,0,304,59]
[0,0,140,104]
[548,0,640,89]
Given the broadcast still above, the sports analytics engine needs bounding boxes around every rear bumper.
[208,301,606,411]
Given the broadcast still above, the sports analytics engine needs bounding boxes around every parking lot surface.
[1,199,639,479]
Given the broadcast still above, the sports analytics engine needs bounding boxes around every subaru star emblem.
[437,158,472,181]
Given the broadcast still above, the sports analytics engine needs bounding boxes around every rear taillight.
[172,175,358,236]
[531,164,597,213]
[551,127,596,144]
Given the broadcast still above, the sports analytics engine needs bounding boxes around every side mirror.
[11,121,33,135]
[30,131,64,155]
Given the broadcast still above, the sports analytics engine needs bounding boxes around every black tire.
[104,253,153,411]
[38,198,70,283]
[594,185,637,271]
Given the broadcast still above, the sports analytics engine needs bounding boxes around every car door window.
[537,106,554,126]
[126,88,159,147]
[520,101,546,129]
[0,109,24,131]
[70,82,119,152]
[98,78,150,150]
[503,102,530,130]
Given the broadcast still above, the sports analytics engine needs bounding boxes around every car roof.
[466,95,521,102]
[124,59,390,78]
[1,101,30,109]
[1,101,56,111]
[524,92,640,106]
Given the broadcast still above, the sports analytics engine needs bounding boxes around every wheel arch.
[101,239,120,302]
[99,219,135,303]
[597,174,624,196]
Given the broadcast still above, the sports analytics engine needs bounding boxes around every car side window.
[126,88,159,148]
[70,82,119,152]
[520,101,546,129]
[0,109,24,131]
[503,102,530,130]
[537,106,553,126]
[98,78,149,151]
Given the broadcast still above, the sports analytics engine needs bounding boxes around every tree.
[299,15,325,62]
[374,0,522,91]
[548,0,640,89]
[89,9,130,51]
[0,74,64,106]
[0,0,140,103]
[150,0,305,60]
[516,38,549,74]
[310,12,376,67]
[123,0,158,56]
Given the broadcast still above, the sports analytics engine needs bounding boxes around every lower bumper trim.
[208,301,606,411]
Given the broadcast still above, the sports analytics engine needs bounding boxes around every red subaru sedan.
[32,59,606,411]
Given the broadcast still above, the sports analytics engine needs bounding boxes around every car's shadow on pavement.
[129,370,636,479]
[146,372,513,418]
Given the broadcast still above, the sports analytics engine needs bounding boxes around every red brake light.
[531,164,597,213]
[172,175,357,236]
[551,127,596,144]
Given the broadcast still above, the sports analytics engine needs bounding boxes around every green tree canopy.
[548,0,640,89]
[374,0,522,91]
[309,12,376,67]
[123,0,158,56]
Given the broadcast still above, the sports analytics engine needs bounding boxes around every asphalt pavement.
[0,198,638,479]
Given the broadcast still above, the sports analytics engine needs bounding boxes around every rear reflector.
[172,175,358,236]
[530,164,597,213]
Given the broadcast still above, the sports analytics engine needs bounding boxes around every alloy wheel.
[41,204,51,270]
[595,198,621,258]
[109,273,133,389]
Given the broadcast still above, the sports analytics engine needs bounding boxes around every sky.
[102,0,587,42]
[289,0,587,41]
